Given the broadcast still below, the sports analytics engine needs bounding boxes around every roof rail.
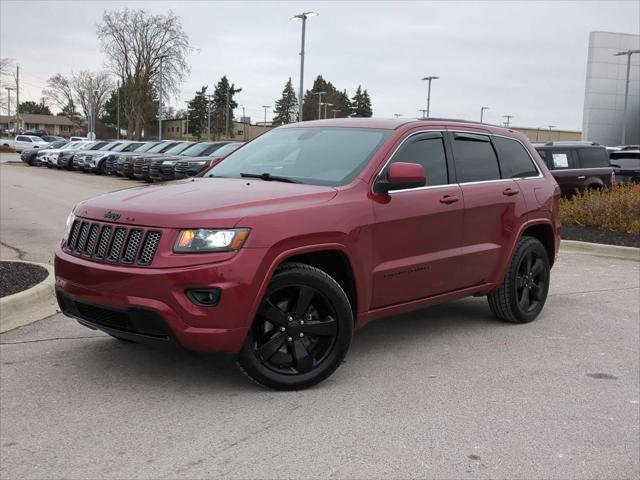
[413,117,501,127]
[543,141,600,146]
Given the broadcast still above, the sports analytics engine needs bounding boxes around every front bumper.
[54,245,267,353]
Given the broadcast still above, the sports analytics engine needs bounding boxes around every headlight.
[162,160,175,166]
[63,211,76,242]
[174,228,250,253]
[189,161,208,166]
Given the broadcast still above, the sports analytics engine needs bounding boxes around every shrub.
[0,144,16,153]
[559,183,640,235]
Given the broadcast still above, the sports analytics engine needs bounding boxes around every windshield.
[49,140,67,149]
[110,142,143,152]
[133,142,161,153]
[180,142,224,157]
[211,127,391,186]
[89,142,109,150]
[147,142,176,153]
[99,142,122,151]
[210,143,242,157]
[612,158,640,168]
[164,142,196,155]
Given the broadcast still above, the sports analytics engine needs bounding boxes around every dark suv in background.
[609,149,640,184]
[534,142,614,196]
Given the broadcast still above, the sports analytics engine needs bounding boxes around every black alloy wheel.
[488,236,550,323]
[238,263,353,390]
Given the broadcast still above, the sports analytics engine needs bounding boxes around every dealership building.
[582,31,640,146]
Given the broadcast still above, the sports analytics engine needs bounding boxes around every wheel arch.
[519,222,557,267]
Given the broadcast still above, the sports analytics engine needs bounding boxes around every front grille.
[65,219,162,267]
[174,162,189,173]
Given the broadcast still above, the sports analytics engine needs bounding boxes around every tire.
[98,160,106,175]
[488,236,550,324]
[238,262,353,390]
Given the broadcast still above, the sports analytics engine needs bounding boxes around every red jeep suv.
[55,119,561,390]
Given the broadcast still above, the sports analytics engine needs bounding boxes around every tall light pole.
[313,91,326,120]
[184,100,190,138]
[331,109,341,118]
[262,105,271,125]
[480,106,489,123]
[87,76,95,139]
[323,102,333,119]
[394,113,403,118]
[291,11,319,122]
[614,49,640,144]
[418,109,427,119]
[5,87,15,132]
[421,76,439,118]
[503,115,513,128]
[206,94,214,140]
[116,80,120,140]
[547,125,556,142]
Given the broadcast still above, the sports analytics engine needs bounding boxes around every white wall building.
[582,31,640,146]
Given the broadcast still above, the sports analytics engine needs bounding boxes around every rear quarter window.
[493,137,539,178]
[451,133,501,183]
[578,148,610,168]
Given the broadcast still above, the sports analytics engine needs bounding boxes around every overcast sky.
[1,0,638,129]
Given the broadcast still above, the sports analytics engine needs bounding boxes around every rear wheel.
[238,262,353,390]
[488,236,550,323]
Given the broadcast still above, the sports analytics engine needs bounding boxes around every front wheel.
[238,262,353,390]
[488,236,550,323]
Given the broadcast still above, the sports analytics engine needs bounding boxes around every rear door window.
[578,148,610,168]
[451,133,500,183]
[493,136,539,178]
[386,132,449,186]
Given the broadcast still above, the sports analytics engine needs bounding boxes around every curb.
[0,260,57,333]
[560,239,640,261]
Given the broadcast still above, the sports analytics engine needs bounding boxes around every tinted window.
[17,136,29,142]
[387,133,448,186]
[122,142,144,152]
[494,137,539,178]
[536,149,577,169]
[578,148,609,168]
[452,133,500,182]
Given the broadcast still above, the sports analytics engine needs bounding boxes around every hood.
[75,178,338,228]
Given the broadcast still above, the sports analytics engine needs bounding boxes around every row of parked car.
[18,139,244,181]
[532,141,640,195]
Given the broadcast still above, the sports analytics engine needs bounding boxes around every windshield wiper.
[240,172,299,183]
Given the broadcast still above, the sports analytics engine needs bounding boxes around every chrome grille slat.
[138,231,161,265]
[84,224,100,256]
[122,229,143,264]
[95,226,112,259]
[108,227,127,262]
[76,222,90,252]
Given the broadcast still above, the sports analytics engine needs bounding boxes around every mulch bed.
[562,224,640,248]
[0,261,48,298]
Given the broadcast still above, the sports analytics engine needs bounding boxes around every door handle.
[577,176,586,180]
[440,195,460,204]
[502,188,520,196]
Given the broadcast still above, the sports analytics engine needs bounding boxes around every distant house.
[0,113,76,136]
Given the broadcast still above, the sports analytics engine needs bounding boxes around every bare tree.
[97,8,191,139]
[0,58,14,112]
[72,70,114,120]
[43,73,76,119]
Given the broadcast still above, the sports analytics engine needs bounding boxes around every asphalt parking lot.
[1,157,639,479]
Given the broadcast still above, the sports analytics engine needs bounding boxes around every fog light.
[185,288,221,307]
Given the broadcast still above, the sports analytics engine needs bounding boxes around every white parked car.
[40,141,88,167]
[9,135,49,153]
[69,136,88,142]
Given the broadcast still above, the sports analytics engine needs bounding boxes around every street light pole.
[614,49,640,144]
[184,100,190,138]
[548,125,556,142]
[291,12,318,122]
[418,109,427,119]
[262,105,271,125]
[480,106,489,123]
[5,87,15,132]
[503,115,513,128]
[313,91,326,120]
[158,56,164,140]
[421,76,439,118]
[394,113,403,118]
[206,94,214,140]
[331,109,341,118]
[116,80,120,140]
[323,102,333,119]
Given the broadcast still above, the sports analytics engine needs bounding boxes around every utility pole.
[480,106,489,123]
[418,109,427,119]
[116,80,120,140]
[421,76,439,118]
[503,115,513,128]
[15,65,19,132]
[158,56,164,140]
[613,49,640,144]
[313,91,326,120]
[225,90,230,138]
[206,94,214,140]
[261,105,271,125]
[5,87,15,132]
[291,11,318,122]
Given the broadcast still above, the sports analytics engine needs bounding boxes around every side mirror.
[376,162,427,193]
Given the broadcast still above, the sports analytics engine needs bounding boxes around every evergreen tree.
[187,86,211,139]
[100,86,125,126]
[211,76,241,138]
[17,100,52,115]
[272,78,298,125]
[351,85,373,117]
[302,75,336,121]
